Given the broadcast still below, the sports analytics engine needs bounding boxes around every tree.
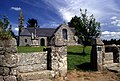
[27,18,39,28]
[69,9,101,54]
[0,16,14,40]
[0,16,10,31]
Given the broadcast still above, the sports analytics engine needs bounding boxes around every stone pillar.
[47,34,67,78]
[113,46,120,63]
[50,46,67,77]
[118,48,120,64]
[0,38,18,81]
[91,38,105,71]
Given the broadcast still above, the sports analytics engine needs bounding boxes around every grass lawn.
[17,46,46,53]
[67,46,92,70]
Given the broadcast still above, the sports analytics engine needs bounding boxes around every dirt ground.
[53,70,120,81]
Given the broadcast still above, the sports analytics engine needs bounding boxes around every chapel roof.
[20,27,56,37]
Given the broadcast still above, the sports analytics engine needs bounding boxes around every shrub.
[0,31,12,40]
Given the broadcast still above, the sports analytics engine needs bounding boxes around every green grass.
[17,46,46,53]
[67,46,92,70]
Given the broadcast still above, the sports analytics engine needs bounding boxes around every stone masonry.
[50,46,67,77]
[91,38,105,71]
[0,37,67,81]
[91,38,120,72]
[0,38,18,81]
[16,52,47,73]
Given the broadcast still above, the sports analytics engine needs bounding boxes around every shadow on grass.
[67,52,88,56]
[76,62,93,71]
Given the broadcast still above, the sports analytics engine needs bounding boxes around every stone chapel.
[18,10,79,46]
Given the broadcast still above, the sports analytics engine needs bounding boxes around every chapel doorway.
[40,38,45,46]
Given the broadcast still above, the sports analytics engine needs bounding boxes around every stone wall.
[104,52,113,64]
[105,45,120,63]
[19,36,48,46]
[49,23,78,46]
[19,36,31,46]
[91,38,120,71]
[0,38,18,81]
[0,38,67,81]
[16,52,47,73]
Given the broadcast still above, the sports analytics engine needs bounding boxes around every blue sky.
[0,0,120,40]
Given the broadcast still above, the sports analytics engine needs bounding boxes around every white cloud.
[15,28,19,31]
[111,19,120,26]
[11,7,21,11]
[43,0,120,22]
[10,23,19,35]
[101,31,120,40]
[110,16,117,20]
[101,23,108,26]
[59,8,74,22]
[41,22,59,28]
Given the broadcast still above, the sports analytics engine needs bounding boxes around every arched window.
[40,38,45,46]
[62,29,67,40]
[25,39,27,43]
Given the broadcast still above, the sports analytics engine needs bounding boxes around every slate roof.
[20,28,56,37]
[20,28,31,36]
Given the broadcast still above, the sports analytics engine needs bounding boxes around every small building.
[18,10,79,46]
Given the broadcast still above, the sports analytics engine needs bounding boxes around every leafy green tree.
[69,9,101,54]
[0,16,10,31]
[0,16,14,40]
[27,18,39,28]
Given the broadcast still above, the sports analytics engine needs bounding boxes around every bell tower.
[18,10,24,27]
[18,10,24,46]
[18,10,24,35]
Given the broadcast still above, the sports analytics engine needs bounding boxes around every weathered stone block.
[0,67,10,75]
[3,54,18,67]
[10,67,18,75]
[17,63,47,73]
[0,55,4,66]
[0,38,17,47]
[0,51,5,55]
[17,70,54,81]
[17,52,47,66]
[0,76,4,81]
[3,75,17,81]
[0,47,3,51]
[5,46,17,53]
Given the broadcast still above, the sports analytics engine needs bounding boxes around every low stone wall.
[105,45,120,63]
[16,52,47,73]
[105,52,113,64]
[0,38,67,81]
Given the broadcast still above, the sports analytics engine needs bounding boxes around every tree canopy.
[0,16,15,40]
[27,18,39,28]
[69,9,101,53]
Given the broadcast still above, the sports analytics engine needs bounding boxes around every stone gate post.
[48,34,67,78]
[91,38,105,71]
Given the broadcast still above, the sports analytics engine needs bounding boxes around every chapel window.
[25,39,27,43]
[62,29,67,40]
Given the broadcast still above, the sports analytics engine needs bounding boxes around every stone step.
[104,60,113,64]
[103,63,119,68]
[108,67,120,73]
[103,63,120,73]
[17,70,55,81]
[107,65,120,73]
[28,78,52,81]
